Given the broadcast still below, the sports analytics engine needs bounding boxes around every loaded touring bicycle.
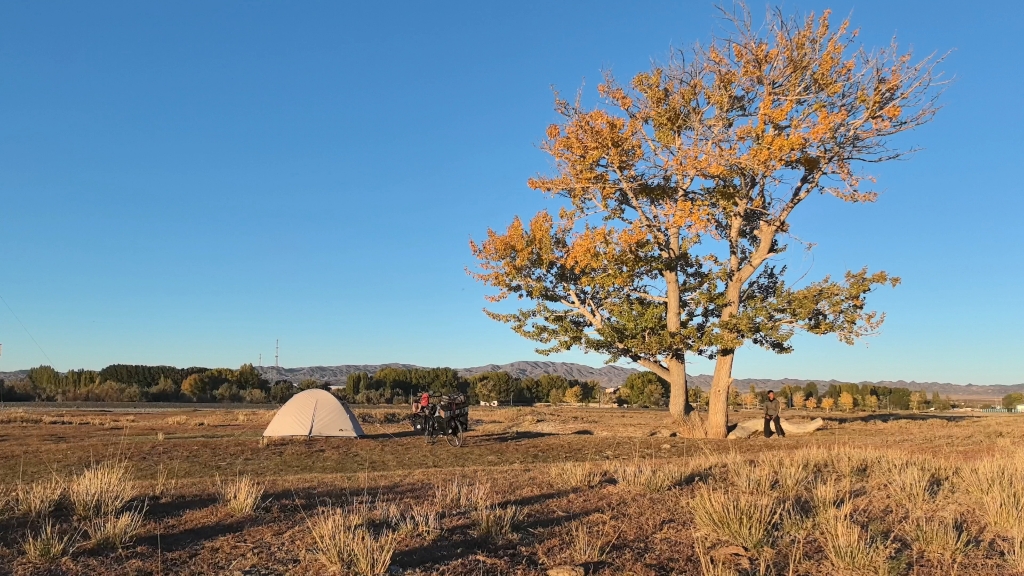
[411,392,469,447]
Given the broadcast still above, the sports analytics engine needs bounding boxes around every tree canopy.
[470,4,942,436]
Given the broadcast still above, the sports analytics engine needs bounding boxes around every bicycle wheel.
[445,420,464,447]
[425,419,438,444]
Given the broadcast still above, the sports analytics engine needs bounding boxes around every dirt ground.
[1,404,1022,575]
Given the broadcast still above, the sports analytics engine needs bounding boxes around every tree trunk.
[667,357,690,418]
[706,353,735,438]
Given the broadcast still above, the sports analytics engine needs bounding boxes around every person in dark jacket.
[763,390,785,438]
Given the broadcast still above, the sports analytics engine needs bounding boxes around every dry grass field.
[1,404,1023,575]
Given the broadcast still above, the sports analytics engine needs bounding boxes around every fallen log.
[726,417,824,439]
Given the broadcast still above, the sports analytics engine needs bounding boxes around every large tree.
[470,5,941,429]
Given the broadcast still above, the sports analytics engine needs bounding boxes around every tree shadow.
[361,430,420,440]
[264,481,425,508]
[495,489,571,510]
[138,516,253,552]
[144,494,220,518]
[835,413,973,424]
[469,431,557,445]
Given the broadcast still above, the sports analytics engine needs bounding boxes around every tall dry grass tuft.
[817,506,895,576]
[15,477,64,518]
[350,527,399,576]
[905,513,973,574]
[308,507,354,570]
[610,458,687,492]
[811,478,847,514]
[433,478,492,511]
[726,457,775,495]
[397,508,442,540]
[881,458,937,511]
[153,463,177,499]
[766,456,811,501]
[550,461,604,489]
[69,460,135,519]
[86,504,147,550]
[566,515,618,563]
[307,506,397,576]
[217,474,264,516]
[958,458,1024,536]
[690,486,779,552]
[474,505,519,542]
[22,519,78,565]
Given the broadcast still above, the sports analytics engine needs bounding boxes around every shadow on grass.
[835,413,974,424]
[469,431,558,445]
[361,429,420,440]
[138,515,254,552]
[144,494,220,519]
[392,498,605,571]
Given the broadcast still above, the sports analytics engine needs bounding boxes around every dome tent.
[263,389,364,438]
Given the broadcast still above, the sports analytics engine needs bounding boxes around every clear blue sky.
[1,1,1021,384]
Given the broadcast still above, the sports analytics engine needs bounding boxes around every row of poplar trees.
[469,5,944,437]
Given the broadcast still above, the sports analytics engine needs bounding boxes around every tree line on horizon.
[0,363,658,407]
[0,363,999,413]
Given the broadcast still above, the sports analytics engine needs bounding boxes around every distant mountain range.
[2,362,1021,399]
[254,362,1024,399]
[254,361,637,388]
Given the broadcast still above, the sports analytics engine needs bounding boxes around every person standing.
[764,390,785,438]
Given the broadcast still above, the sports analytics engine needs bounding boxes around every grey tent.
[263,388,364,438]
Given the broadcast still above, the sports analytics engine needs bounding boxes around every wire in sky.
[0,293,54,366]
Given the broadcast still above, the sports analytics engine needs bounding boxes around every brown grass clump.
[609,458,687,492]
[817,506,895,576]
[165,415,189,425]
[765,455,811,501]
[550,461,604,489]
[566,515,619,563]
[880,458,938,511]
[15,477,64,518]
[22,519,78,565]
[397,508,442,540]
[152,463,176,498]
[433,478,492,511]
[69,460,135,519]
[217,474,264,516]
[85,505,147,550]
[307,506,398,576]
[351,527,399,575]
[958,458,1024,536]
[690,486,779,552]
[905,513,974,575]
[308,507,355,570]
[474,505,519,542]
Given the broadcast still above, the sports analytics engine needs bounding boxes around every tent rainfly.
[262,388,364,438]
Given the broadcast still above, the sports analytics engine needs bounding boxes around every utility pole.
[275,340,279,368]
[258,353,262,367]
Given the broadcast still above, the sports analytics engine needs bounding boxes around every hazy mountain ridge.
[3,364,1021,398]
[0,370,28,381]
[254,361,637,388]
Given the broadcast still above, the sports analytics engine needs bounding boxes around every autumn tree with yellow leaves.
[470,4,943,433]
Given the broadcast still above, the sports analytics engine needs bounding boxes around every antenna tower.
[275,339,279,367]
